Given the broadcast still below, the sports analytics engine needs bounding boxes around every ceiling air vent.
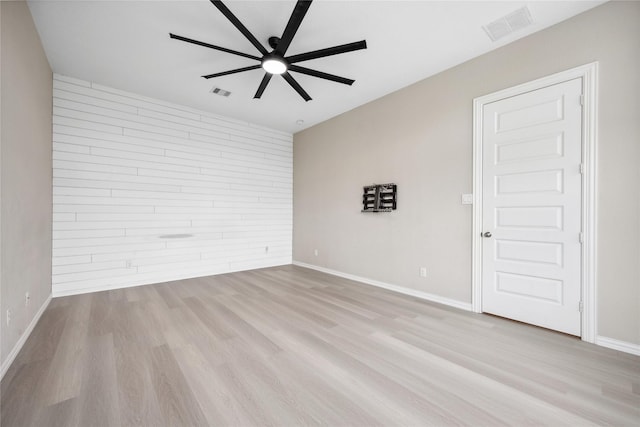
[210,87,231,97]
[483,7,533,42]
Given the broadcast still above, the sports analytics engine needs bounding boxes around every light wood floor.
[2,265,639,426]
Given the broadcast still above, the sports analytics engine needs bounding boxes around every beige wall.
[1,1,53,368]
[294,1,640,345]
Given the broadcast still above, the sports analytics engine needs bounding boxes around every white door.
[482,78,583,336]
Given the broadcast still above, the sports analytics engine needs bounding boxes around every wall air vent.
[211,87,231,97]
[483,7,533,42]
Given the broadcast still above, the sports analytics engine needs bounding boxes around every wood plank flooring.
[2,265,639,426]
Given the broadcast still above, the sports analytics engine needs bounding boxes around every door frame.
[471,62,598,343]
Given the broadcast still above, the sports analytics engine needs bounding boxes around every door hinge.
[579,301,584,313]
[580,94,585,106]
[579,232,584,244]
[579,163,585,174]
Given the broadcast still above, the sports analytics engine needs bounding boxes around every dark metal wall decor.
[362,183,397,212]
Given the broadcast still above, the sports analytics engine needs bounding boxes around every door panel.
[495,240,562,266]
[495,133,563,164]
[495,97,564,132]
[495,272,562,303]
[495,169,563,194]
[495,206,563,230]
[482,78,583,336]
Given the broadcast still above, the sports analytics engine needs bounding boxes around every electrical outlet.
[6,309,11,326]
[25,292,30,307]
[419,267,427,278]
[314,249,318,256]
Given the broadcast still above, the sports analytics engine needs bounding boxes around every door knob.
[483,231,492,238]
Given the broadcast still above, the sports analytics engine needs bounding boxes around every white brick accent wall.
[52,74,292,296]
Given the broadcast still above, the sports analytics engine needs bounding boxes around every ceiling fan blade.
[170,33,261,61]
[202,64,261,79]
[286,40,367,64]
[210,0,268,56]
[275,0,312,56]
[288,65,354,86]
[254,74,273,99]
[282,72,311,102]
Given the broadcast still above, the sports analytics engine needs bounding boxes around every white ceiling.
[28,0,605,133]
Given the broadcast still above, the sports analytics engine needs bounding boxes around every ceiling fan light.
[262,57,287,75]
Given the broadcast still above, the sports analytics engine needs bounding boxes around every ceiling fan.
[170,0,367,102]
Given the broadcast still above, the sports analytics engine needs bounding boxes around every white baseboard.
[292,261,472,312]
[1,294,52,380]
[595,335,640,356]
